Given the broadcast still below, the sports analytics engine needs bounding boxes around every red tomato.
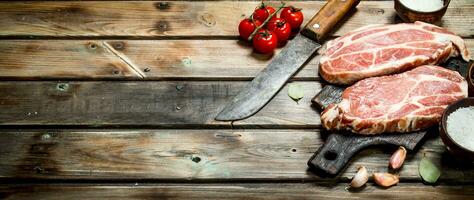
[238,19,262,40]
[252,3,276,23]
[280,6,304,30]
[252,29,277,54]
[268,18,291,43]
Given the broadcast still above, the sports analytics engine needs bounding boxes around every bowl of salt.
[395,0,450,23]
[440,98,474,161]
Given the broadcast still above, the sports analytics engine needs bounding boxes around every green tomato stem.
[247,2,286,42]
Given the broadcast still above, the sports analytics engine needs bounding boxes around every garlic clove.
[350,166,368,188]
[389,146,407,170]
[373,172,399,187]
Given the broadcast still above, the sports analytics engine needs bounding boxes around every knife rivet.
[313,23,320,29]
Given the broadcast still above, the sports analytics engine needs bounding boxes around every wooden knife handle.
[301,0,361,43]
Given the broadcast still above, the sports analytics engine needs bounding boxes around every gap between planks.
[1,183,474,200]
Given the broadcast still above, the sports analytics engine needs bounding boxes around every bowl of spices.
[440,97,474,160]
[395,0,450,23]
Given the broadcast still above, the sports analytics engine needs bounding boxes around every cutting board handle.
[308,133,370,175]
[301,0,361,43]
[308,132,424,176]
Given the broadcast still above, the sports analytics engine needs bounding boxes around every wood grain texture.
[0,1,473,38]
[0,81,321,128]
[0,129,472,182]
[1,183,474,200]
[0,39,322,80]
[1,39,473,80]
[0,40,141,80]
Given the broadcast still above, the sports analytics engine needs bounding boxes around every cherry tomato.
[252,3,276,23]
[252,29,277,54]
[238,19,262,40]
[280,6,304,30]
[268,18,291,44]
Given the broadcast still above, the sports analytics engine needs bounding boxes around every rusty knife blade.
[215,34,321,121]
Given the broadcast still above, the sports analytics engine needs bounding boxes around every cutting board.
[308,58,471,176]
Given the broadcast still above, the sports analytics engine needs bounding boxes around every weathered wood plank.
[0,1,473,38]
[0,129,472,182]
[0,40,141,80]
[0,40,319,80]
[0,81,321,128]
[1,183,474,200]
[1,39,474,80]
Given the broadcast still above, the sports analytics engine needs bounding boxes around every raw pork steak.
[320,21,470,85]
[321,65,468,135]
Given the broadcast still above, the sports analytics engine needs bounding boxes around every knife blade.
[216,0,361,121]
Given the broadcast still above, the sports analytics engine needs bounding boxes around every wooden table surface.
[0,0,473,199]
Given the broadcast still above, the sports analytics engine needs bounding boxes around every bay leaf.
[288,83,304,102]
[419,157,441,184]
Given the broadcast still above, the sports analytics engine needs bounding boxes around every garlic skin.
[389,146,407,170]
[350,166,368,188]
[373,173,399,187]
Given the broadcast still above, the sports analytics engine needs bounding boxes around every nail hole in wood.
[113,70,121,75]
[377,9,385,15]
[191,156,201,163]
[324,151,337,160]
[34,166,44,174]
[155,2,170,10]
[156,21,169,31]
[291,148,297,152]
[56,83,69,91]
[144,68,151,72]
[113,42,124,50]
[88,43,97,49]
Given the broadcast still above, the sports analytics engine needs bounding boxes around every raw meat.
[321,65,468,135]
[319,21,471,85]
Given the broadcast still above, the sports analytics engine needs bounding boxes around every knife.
[216,0,361,121]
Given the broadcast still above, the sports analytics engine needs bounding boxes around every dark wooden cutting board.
[308,58,472,176]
